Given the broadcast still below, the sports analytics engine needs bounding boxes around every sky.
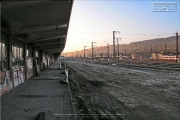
[64,0,180,53]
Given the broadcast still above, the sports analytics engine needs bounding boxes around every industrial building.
[1,1,73,96]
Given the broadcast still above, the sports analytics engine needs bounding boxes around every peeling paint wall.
[26,57,33,80]
[0,32,58,96]
[13,67,25,87]
[0,70,13,95]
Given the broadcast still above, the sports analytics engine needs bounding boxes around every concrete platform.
[1,61,75,120]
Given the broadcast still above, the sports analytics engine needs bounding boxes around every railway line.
[94,60,180,72]
[64,60,180,120]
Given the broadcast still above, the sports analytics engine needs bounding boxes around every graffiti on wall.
[43,57,47,67]
[0,71,6,84]
[26,57,33,80]
[0,71,10,84]
[0,70,13,96]
[27,58,32,69]
[13,67,25,87]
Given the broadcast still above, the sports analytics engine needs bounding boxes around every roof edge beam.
[27,35,66,43]
[40,45,60,49]
[37,41,61,46]
[46,48,60,51]
[11,24,67,35]
[1,1,49,8]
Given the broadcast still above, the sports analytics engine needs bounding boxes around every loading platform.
[1,61,75,120]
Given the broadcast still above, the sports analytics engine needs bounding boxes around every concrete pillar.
[7,35,10,70]
[23,42,27,81]
[39,49,43,71]
[32,47,37,76]
[9,36,13,82]
[46,53,48,67]
[42,51,46,69]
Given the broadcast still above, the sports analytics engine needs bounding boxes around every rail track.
[64,60,180,120]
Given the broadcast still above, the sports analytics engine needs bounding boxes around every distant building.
[132,52,140,59]
[151,52,162,60]
[151,52,179,61]
[132,52,151,59]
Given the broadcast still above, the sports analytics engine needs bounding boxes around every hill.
[64,36,179,57]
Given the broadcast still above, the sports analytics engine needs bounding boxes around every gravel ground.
[64,60,180,120]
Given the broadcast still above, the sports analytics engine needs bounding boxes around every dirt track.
[64,60,180,120]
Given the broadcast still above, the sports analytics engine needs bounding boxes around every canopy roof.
[1,0,73,54]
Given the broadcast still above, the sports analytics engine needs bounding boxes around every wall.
[0,70,13,96]
[13,67,25,88]
[26,57,33,80]
[0,32,56,96]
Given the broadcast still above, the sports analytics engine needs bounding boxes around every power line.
[69,31,174,36]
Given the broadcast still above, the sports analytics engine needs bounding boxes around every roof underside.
[1,0,73,54]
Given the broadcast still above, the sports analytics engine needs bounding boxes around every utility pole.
[117,38,119,58]
[123,44,125,56]
[161,43,163,52]
[94,45,97,59]
[92,42,96,61]
[134,50,136,59]
[113,31,120,62]
[144,47,146,59]
[113,31,116,61]
[76,51,78,58]
[150,43,152,50]
[107,43,109,59]
[116,38,121,61]
[72,52,73,58]
[157,46,159,60]
[150,43,152,57]
[165,43,167,52]
[95,48,96,59]
[134,43,137,59]
[92,42,93,61]
[176,32,179,63]
[104,41,106,58]
[154,43,156,53]
[84,46,87,60]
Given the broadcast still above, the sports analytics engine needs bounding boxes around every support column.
[32,47,37,76]
[8,36,13,83]
[7,35,11,70]
[39,49,43,71]
[23,42,27,80]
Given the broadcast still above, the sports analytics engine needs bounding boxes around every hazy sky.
[64,0,180,52]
